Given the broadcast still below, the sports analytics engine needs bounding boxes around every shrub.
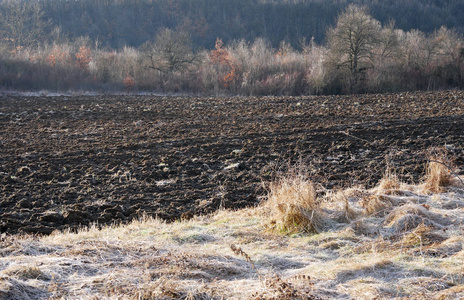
[123,74,136,92]
[75,46,92,72]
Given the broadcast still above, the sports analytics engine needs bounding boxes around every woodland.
[1,0,464,94]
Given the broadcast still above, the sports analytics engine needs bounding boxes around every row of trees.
[1,4,463,95]
[326,5,464,93]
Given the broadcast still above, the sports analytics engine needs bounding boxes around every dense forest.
[4,0,464,49]
[0,0,463,95]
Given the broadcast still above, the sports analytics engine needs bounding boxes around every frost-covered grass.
[1,172,464,299]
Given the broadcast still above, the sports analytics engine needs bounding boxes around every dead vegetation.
[1,151,464,299]
[229,244,318,299]
[264,167,324,234]
[423,148,455,193]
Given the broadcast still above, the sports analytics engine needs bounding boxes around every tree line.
[0,1,463,95]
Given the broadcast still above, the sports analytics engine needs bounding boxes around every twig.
[230,244,263,282]
[340,130,372,144]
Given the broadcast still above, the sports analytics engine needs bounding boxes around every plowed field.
[1,91,464,234]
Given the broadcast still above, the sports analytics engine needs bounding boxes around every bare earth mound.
[1,90,464,234]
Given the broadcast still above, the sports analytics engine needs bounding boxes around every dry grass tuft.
[0,276,47,300]
[264,168,323,234]
[435,284,464,299]
[363,167,407,216]
[362,193,408,217]
[325,189,360,223]
[401,222,435,248]
[384,204,431,233]
[340,195,358,222]
[377,170,401,194]
[384,203,450,235]
[3,265,50,281]
[423,149,454,193]
[426,237,463,257]
[362,194,391,216]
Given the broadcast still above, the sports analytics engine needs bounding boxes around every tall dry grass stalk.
[423,150,453,193]
[376,170,401,194]
[265,169,322,234]
[363,168,402,216]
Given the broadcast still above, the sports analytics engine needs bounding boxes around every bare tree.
[364,21,403,91]
[327,5,381,92]
[433,27,464,87]
[0,0,49,52]
[142,28,196,73]
[375,22,401,63]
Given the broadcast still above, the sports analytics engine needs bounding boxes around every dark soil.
[1,91,464,234]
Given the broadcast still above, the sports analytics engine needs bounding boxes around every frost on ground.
[1,175,464,299]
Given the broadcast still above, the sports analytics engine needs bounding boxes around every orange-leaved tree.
[75,46,92,72]
[209,38,238,88]
[123,74,136,92]
[46,45,71,67]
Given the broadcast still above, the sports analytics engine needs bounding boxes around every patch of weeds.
[4,265,50,281]
[264,165,324,234]
[423,148,454,193]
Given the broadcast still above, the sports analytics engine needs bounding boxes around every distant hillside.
[35,0,464,49]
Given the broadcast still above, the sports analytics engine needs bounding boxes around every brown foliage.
[75,46,91,72]
[209,38,238,88]
[46,46,70,67]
